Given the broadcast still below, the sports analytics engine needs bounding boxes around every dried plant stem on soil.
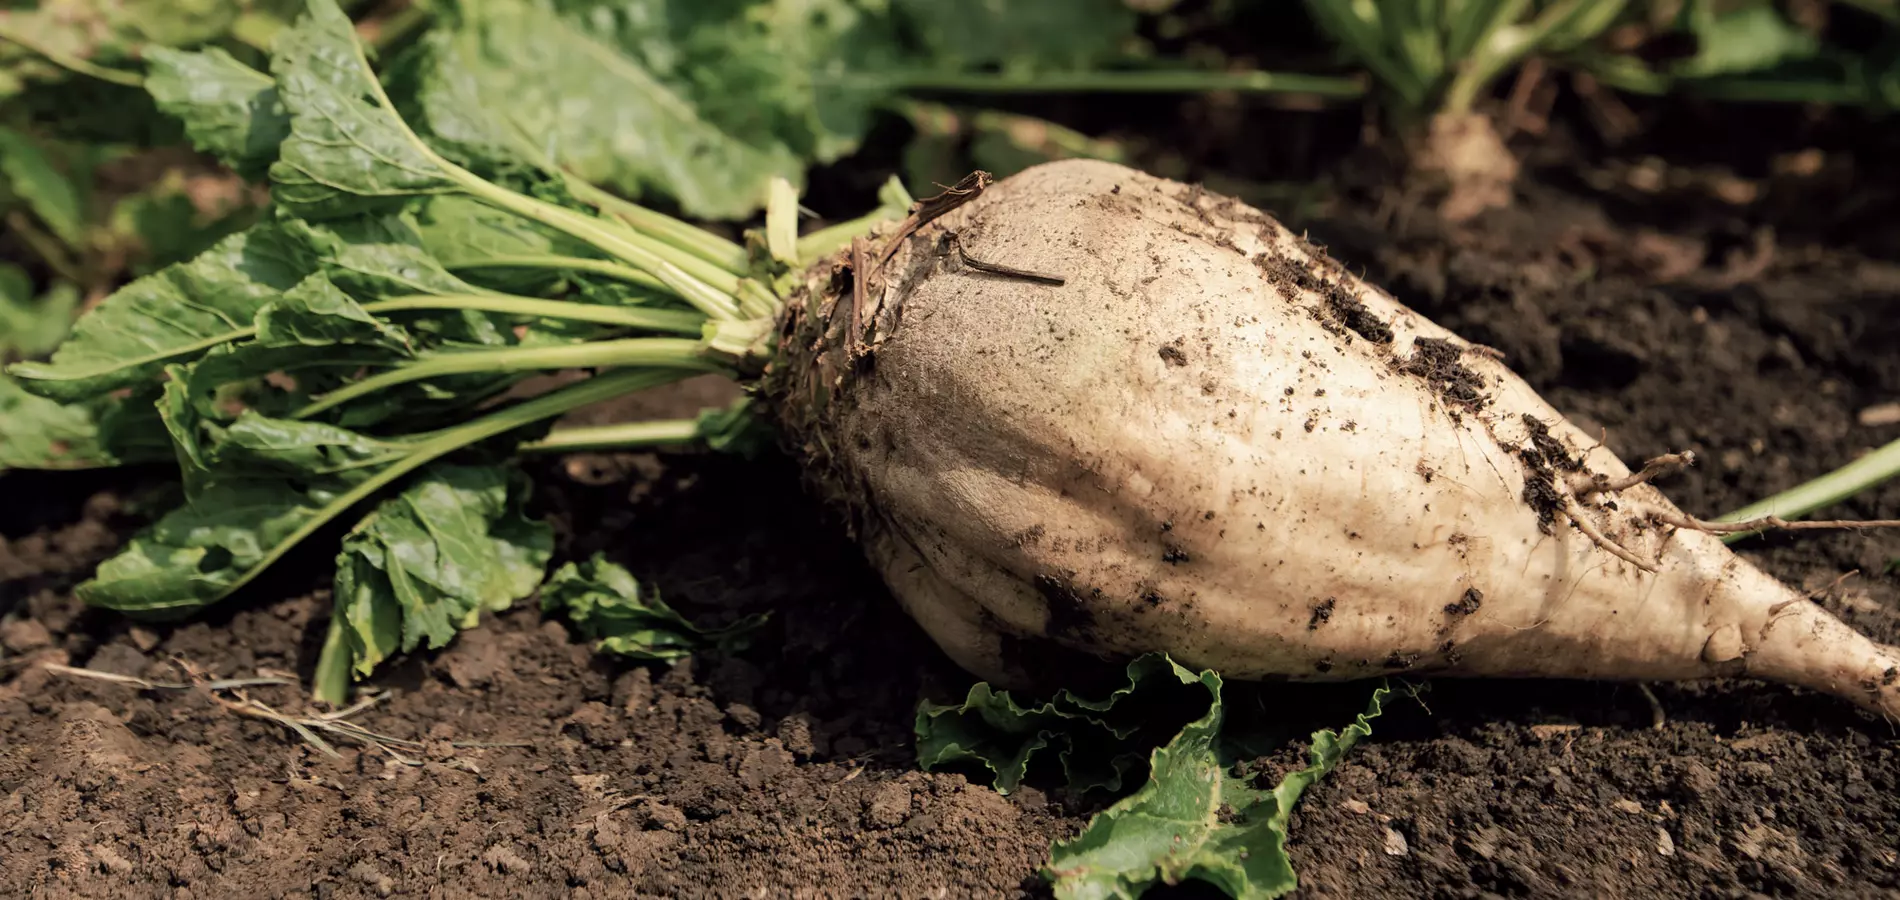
[39,661,527,763]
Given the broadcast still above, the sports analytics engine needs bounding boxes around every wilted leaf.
[0,0,238,97]
[106,174,263,277]
[915,654,1215,795]
[694,398,775,457]
[1044,680,1389,900]
[541,552,766,659]
[334,464,553,676]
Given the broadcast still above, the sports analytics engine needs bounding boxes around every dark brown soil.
[5,111,1900,899]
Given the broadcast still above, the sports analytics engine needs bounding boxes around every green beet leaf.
[0,125,86,246]
[916,653,1216,796]
[0,375,100,470]
[548,0,893,169]
[81,377,413,617]
[6,225,317,402]
[143,46,289,179]
[333,464,553,677]
[1044,680,1389,900]
[288,216,494,301]
[268,0,463,218]
[176,275,419,421]
[414,0,802,220]
[0,375,159,471]
[891,0,1140,75]
[409,194,605,295]
[106,177,264,279]
[541,552,766,659]
[0,262,76,358]
[78,480,334,617]
[1671,2,1821,79]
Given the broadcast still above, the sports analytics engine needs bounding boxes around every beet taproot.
[766,159,1900,721]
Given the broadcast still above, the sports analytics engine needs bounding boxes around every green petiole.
[335,22,747,321]
[444,254,669,293]
[6,293,706,392]
[292,337,725,419]
[363,294,706,335]
[562,177,750,276]
[517,418,705,454]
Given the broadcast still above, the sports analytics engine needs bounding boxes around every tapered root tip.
[1745,602,1900,723]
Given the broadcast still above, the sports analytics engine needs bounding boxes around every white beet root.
[767,159,1900,721]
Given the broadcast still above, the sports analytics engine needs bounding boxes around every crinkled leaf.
[0,125,85,245]
[916,654,1214,795]
[284,215,526,349]
[172,271,516,431]
[1044,681,1390,900]
[143,46,289,179]
[541,552,766,659]
[205,409,404,484]
[268,0,462,218]
[334,465,553,676]
[80,480,335,616]
[6,225,317,402]
[287,215,489,300]
[414,0,801,219]
[176,275,418,420]
[82,383,405,617]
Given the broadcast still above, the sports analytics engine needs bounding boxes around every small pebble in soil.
[127,626,160,652]
[865,782,913,830]
[84,643,148,678]
[0,618,52,654]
